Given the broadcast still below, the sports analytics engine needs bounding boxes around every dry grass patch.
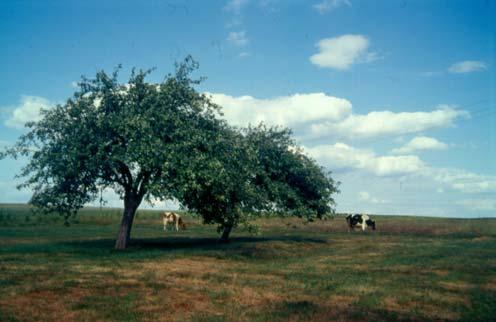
[382,295,462,321]
[439,281,475,291]
[231,285,283,306]
[421,302,461,321]
[141,257,228,275]
[143,286,216,321]
[0,289,89,322]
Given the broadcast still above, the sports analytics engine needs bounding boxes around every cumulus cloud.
[309,105,469,140]
[310,34,378,70]
[304,142,425,177]
[4,96,55,129]
[313,0,351,14]
[448,60,487,74]
[303,141,496,195]
[207,92,352,127]
[303,142,375,172]
[424,168,496,194]
[209,92,469,141]
[391,136,449,154]
[227,31,249,46]
[359,191,387,204]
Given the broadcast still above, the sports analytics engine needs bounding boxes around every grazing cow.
[162,212,186,231]
[346,214,376,231]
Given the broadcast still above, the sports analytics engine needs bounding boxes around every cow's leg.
[163,219,167,231]
[175,219,179,231]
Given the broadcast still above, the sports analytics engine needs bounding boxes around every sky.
[0,0,495,217]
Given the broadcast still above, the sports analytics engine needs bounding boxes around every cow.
[346,213,376,231]
[162,212,187,231]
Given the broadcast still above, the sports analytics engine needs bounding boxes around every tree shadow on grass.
[131,235,327,249]
[47,235,329,261]
[1,234,328,263]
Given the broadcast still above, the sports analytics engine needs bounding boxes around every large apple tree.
[2,57,339,248]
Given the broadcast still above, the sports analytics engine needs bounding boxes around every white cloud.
[359,191,387,204]
[207,92,352,127]
[310,34,378,70]
[313,0,351,14]
[391,136,449,154]
[303,142,495,193]
[304,142,375,172]
[238,52,251,58]
[456,199,496,211]
[209,92,469,141]
[448,60,487,74]
[227,31,249,46]
[309,105,469,140]
[4,96,55,129]
[304,142,425,177]
[224,0,250,14]
[371,155,425,177]
[424,167,496,194]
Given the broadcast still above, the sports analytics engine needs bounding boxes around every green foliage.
[175,124,339,236]
[2,57,339,242]
[244,125,339,219]
[2,57,222,221]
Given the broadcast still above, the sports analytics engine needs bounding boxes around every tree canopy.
[176,125,339,242]
[2,57,339,248]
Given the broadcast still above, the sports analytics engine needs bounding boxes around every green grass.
[0,203,495,321]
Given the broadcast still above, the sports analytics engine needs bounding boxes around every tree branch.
[137,170,152,198]
[115,160,133,188]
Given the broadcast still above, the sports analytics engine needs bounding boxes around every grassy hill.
[0,204,495,321]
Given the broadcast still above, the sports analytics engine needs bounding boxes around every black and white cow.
[346,214,376,231]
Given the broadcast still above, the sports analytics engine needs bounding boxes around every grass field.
[0,204,495,321]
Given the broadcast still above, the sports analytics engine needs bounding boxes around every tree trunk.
[114,195,140,250]
[219,224,233,243]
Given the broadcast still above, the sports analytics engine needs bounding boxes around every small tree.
[176,124,339,242]
[2,57,224,249]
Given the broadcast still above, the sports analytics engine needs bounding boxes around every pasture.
[0,204,495,321]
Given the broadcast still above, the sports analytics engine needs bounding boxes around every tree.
[2,57,339,247]
[175,124,339,242]
[2,57,225,249]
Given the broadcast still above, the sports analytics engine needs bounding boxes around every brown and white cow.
[162,212,186,231]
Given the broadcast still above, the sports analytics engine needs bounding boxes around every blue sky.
[1,0,495,217]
